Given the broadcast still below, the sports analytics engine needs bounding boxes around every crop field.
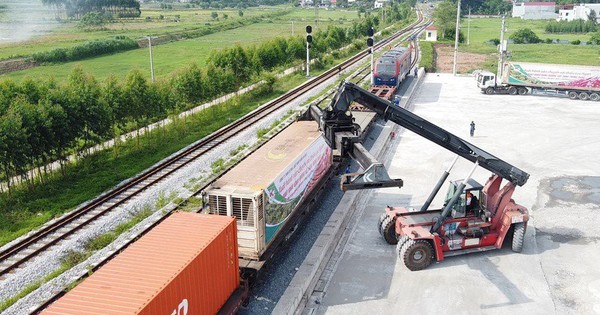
[0,5,360,83]
[461,17,599,66]
[0,1,287,59]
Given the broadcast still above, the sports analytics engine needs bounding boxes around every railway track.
[0,9,428,288]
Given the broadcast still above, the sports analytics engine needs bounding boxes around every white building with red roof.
[425,25,438,41]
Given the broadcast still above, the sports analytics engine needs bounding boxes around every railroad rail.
[0,10,427,284]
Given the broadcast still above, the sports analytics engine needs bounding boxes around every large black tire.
[381,216,398,245]
[400,239,434,271]
[512,222,526,253]
[508,86,518,95]
[568,91,578,100]
[377,213,388,235]
[396,235,410,256]
[485,87,495,95]
[590,93,600,102]
[518,87,528,95]
[578,92,589,101]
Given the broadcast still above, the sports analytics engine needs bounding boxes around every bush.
[510,28,541,44]
[32,37,138,63]
[545,38,553,44]
[490,38,500,45]
[571,39,581,45]
[78,12,109,29]
[591,31,600,45]
[419,41,435,73]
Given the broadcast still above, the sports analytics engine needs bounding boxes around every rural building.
[425,25,438,41]
[512,2,557,20]
[558,3,600,23]
[374,0,390,9]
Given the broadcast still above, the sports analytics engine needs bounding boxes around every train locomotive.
[373,46,412,88]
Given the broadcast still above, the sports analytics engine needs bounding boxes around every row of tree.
[0,13,396,192]
[545,19,598,34]
[41,0,141,18]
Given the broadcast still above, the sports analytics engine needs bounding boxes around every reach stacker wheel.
[377,213,387,234]
[380,216,398,245]
[512,222,525,253]
[401,239,434,271]
[396,235,410,256]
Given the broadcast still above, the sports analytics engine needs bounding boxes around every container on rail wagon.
[41,212,240,315]
[204,121,333,260]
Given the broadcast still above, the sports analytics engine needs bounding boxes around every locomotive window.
[378,63,396,74]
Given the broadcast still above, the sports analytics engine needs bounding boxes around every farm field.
[460,17,600,66]
[0,6,361,83]
[0,1,288,59]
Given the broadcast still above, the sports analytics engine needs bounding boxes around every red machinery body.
[387,175,528,262]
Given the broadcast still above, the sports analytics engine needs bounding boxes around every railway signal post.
[367,27,374,84]
[306,25,312,77]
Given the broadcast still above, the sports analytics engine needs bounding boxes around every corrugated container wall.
[42,212,239,315]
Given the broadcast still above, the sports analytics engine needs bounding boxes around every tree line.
[545,19,597,34]
[41,0,141,18]
[0,14,393,193]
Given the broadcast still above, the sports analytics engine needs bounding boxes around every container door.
[256,193,266,254]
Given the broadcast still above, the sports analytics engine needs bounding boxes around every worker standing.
[470,121,476,137]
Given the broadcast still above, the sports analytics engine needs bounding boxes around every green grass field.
[0,7,361,83]
[0,2,287,60]
[461,17,599,66]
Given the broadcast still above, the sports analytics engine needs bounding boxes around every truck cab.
[476,71,497,93]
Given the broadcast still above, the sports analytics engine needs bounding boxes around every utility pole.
[452,0,461,76]
[147,36,155,83]
[497,15,507,85]
[315,0,319,30]
[467,7,471,46]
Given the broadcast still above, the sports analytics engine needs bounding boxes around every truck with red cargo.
[41,212,247,315]
[477,61,600,101]
[204,121,333,267]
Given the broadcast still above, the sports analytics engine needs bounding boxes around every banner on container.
[264,137,332,242]
[508,62,600,88]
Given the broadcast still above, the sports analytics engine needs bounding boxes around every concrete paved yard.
[312,73,600,314]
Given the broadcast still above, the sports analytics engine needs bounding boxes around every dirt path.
[434,44,494,74]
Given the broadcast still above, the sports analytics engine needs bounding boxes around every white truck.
[477,61,600,101]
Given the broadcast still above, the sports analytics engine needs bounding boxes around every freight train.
[372,46,412,89]
[42,118,375,314]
